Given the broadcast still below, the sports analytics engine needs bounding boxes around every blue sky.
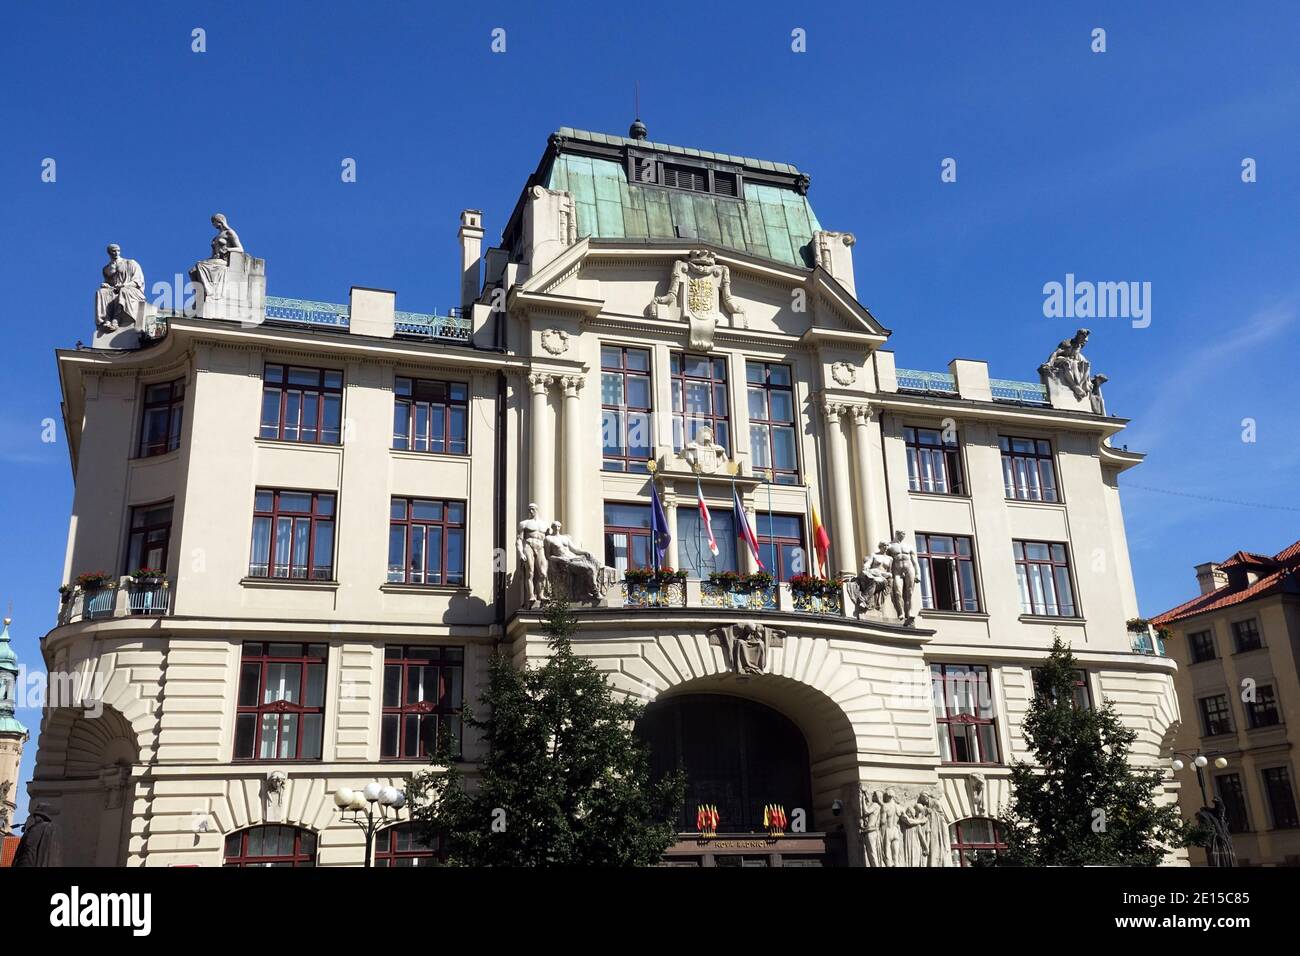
[3,2,1298,821]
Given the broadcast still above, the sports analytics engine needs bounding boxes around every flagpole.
[764,468,775,577]
[647,459,659,575]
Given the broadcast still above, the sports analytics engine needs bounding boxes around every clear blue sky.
[3,2,1298,822]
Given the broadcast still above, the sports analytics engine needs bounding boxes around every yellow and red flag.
[810,503,831,575]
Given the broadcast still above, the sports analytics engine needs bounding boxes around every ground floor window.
[1262,766,1299,829]
[374,824,443,866]
[223,826,317,867]
[948,817,1006,866]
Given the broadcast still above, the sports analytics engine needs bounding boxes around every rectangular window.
[746,361,799,484]
[387,499,466,586]
[1262,767,1299,829]
[756,514,805,582]
[916,533,980,612]
[393,377,468,454]
[931,664,1000,764]
[259,364,343,444]
[604,503,652,575]
[678,504,737,579]
[1031,668,1092,711]
[381,646,464,760]
[904,426,964,495]
[249,489,336,580]
[234,642,327,761]
[1013,540,1077,617]
[600,346,652,472]
[671,353,730,455]
[125,502,173,573]
[1246,685,1281,729]
[138,379,184,457]
[999,436,1059,502]
[1215,774,1250,833]
[1188,630,1217,664]
[1232,619,1263,653]
[1198,694,1234,737]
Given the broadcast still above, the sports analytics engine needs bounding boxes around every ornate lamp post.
[1169,749,1235,866]
[334,782,406,867]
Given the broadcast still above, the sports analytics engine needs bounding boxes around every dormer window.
[662,163,707,191]
[627,153,743,199]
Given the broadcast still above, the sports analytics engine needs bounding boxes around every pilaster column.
[822,400,857,576]
[850,404,878,558]
[662,488,680,570]
[561,374,585,540]
[528,372,555,518]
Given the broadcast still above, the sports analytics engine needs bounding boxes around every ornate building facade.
[33,124,1182,866]
[0,618,28,836]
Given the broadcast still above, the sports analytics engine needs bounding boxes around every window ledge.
[1232,647,1267,656]
[253,436,343,452]
[389,448,471,462]
[907,489,971,500]
[131,447,181,465]
[1018,614,1086,626]
[1005,497,1067,509]
[240,576,340,590]
[920,609,990,622]
[380,583,471,595]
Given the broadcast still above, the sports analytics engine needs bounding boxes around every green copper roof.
[0,620,25,737]
[545,153,822,268]
[0,620,16,672]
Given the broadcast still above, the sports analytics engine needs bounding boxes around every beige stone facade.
[32,127,1183,866]
[1155,545,1300,866]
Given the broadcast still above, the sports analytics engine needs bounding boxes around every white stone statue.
[682,424,729,476]
[188,213,265,322]
[879,788,904,867]
[860,785,951,867]
[711,621,785,675]
[516,502,550,608]
[1039,327,1111,413]
[543,520,608,603]
[859,788,883,867]
[848,543,894,618]
[968,771,987,817]
[94,244,147,332]
[646,248,746,350]
[888,531,921,626]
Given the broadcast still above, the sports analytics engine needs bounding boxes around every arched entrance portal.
[637,693,842,867]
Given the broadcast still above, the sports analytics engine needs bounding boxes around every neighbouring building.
[1153,542,1300,866]
[0,617,29,837]
[32,122,1183,867]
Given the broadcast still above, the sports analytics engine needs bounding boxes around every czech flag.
[810,502,831,575]
[696,479,719,557]
[732,485,764,570]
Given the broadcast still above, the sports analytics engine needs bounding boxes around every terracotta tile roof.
[1153,540,1300,626]
[1,835,19,867]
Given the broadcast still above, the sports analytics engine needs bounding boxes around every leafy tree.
[407,600,684,866]
[998,635,1197,865]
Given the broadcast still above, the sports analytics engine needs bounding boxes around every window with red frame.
[904,426,964,495]
[604,502,653,574]
[600,346,653,472]
[393,377,468,454]
[234,642,327,761]
[374,824,444,866]
[931,663,1000,764]
[249,490,336,580]
[124,501,172,573]
[387,499,466,585]
[671,353,730,454]
[756,513,805,582]
[915,533,980,612]
[138,379,184,457]
[1032,667,1092,711]
[381,645,464,759]
[260,364,342,444]
[948,818,1006,867]
[999,435,1059,502]
[746,361,799,484]
[1013,540,1077,617]
[223,826,317,867]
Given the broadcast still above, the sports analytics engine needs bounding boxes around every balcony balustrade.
[617,577,851,618]
[57,578,172,626]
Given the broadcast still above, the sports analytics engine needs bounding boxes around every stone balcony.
[614,577,850,619]
[56,579,172,627]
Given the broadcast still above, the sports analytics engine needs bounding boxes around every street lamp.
[334,782,407,867]
[1169,749,1234,867]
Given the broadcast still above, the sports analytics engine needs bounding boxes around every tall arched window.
[374,823,442,867]
[948,817,1006,867]
[223,825,317,867]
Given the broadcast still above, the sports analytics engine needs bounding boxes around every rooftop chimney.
[458,210,484,311]
[1194,562,1228,596]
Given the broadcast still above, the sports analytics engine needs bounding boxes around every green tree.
[998,635,1197,866]
[407,600,684,866]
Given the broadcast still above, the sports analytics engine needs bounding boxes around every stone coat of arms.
[646,249,746,350]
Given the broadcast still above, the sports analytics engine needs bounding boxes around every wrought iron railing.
[700,581,778,611]
[261,296,472,341]
[127,584,171,616]
[1130,629,1167,656]
[989,378,1049,405]
[894,369,958,395]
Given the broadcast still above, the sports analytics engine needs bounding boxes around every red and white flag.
[696,478,719,557]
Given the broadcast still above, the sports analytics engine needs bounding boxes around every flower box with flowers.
[702,571,777,610]
[129,568,168,587]
[621,567,687,608]
[789,574,844,615]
